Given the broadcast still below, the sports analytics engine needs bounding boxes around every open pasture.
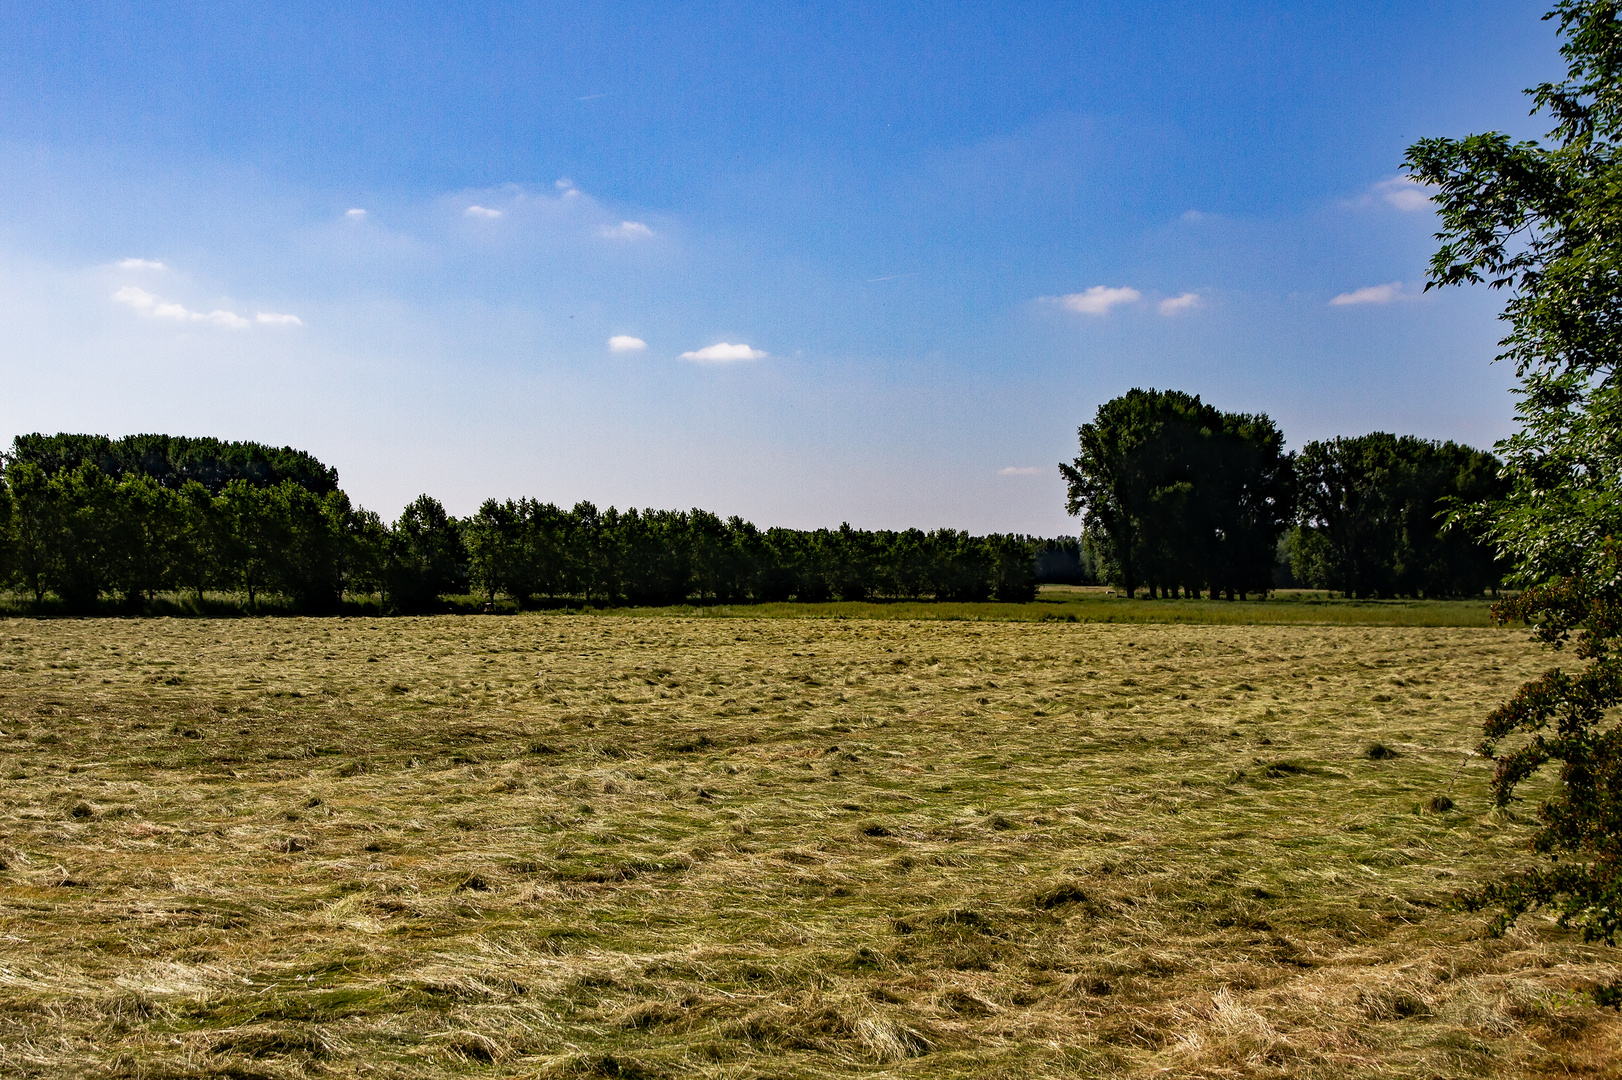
[600,587,1499,627]
[0,615,1616,1078]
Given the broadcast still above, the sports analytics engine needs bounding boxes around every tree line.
[1062,389,1506,599]
[0,416,1507,613]
[0,434,1046,613]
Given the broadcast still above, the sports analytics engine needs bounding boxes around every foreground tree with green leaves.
[1406,0,1622,972]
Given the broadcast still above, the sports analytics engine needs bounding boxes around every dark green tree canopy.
[1291,434,1507,599]
[6,433,339,496]
[1060,388,1295,600]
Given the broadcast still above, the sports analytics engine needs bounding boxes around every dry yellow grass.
[0,614,1616,1078]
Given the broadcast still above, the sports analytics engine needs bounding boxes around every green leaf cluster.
[1407,1,1622,981]
[1407,0,1622,586]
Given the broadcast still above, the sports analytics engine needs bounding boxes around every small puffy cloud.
[679,342,767,363]
[256,312,303,326]
[1345,176,1438,213]
[1374,176,1436,212]
[1047,286,1142,315]
[112,285,160,311]
[112,285,250,328]
[1159,292,1202,315]
[465,205,503,218]
[345,208,366,219]
[1330,281,1406,306]
[555,178,581,197]
[117,258,166,270]
[997,466,1042,476]
[608,334,647,352]
[600,220,654,240]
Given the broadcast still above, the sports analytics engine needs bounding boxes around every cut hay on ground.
[0,615,1614,1077]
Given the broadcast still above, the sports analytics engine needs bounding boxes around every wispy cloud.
[1344,176,1438,213]
[1045,285,1141,315]
[997,466,1042,476]
[555,178,581,198]
[111,286,295,328]
[608,335,647,352]
[345,208,367,219]
[679,342,767,363]
[464,205,503,219]
[1329,281,1407,306]
[117,258,166,271]
[600,220,654,240]
[1374,176,1436,212]
[1158,292,1201,315]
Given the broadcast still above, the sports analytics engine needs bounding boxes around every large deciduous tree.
[1060,389,1294,599]
[1406,0,1622,968]
[1291,434,1506,599]
[387,495,468,612]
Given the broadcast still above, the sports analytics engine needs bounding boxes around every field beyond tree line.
[1,612,1617,1078]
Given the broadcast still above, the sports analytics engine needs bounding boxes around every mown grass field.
[600,587,1501,627]
[0,613,1615,1078]
[0,586,1500,627]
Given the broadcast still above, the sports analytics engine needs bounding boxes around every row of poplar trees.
[1062,389,1505,599]
[0,434,1041,613]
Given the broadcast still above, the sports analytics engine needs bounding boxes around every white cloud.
[679,342,767,363]
[1180,209,1211,223]
[256,312,303,326]
[997,466,1042,476]
[1047,285,1142,315]
[112,285,251,328]
[345,208,367,219]
[117,258,166,270]
[1374,176,1436,212]
[1329,281,1406,306]
[600,220,654,240]
[1158,292,1202,315]
[465,205,503,219]
[555,178,581,198]
[608,334,647,352]
[112,285,159,311]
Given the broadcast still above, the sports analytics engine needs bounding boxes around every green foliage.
[1060,388,1295,599]
[387,495,468,611]
[1406,1,1622,985]
[1291,434,1507,598]
[51,462,120,611]
[1407,1,1622,586]
[465,499,1042,608]
[1464,540,1622,945]
[7,432,339,495]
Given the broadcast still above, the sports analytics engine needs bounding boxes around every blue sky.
[0,1,1560,533]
